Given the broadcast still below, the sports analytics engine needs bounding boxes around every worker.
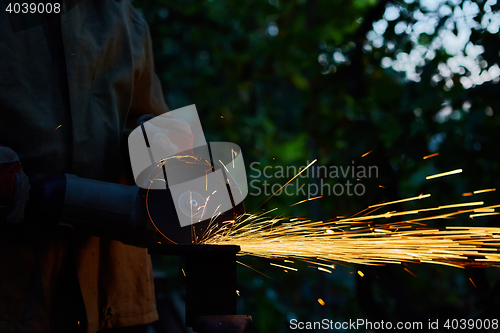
[0,1,191,332]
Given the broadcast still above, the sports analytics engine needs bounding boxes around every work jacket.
[0,1,169,331]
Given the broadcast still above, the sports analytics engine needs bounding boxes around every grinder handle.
[61,174,156,247]
[27,174,158,247]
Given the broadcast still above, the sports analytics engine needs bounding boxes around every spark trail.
[201,200,500,269]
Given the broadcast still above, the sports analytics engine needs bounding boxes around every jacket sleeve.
[126,4,169,130]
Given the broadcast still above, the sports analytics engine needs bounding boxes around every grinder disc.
[144,155,244,244]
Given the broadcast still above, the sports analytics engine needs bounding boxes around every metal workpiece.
[149,244,252,332]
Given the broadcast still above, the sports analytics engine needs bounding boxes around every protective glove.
[0,146,29,224]
[138,113,194,163]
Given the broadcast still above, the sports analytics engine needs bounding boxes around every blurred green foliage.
[136,0,500,331]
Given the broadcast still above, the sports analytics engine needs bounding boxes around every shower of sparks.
[151,155,500,270]
[426,169,462,180]
[423,152,439,159]
[195,160,500,269]
[201,200,500,268]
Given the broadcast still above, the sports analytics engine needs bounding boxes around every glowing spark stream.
[257,159,317,208]
[470,213,499,218]
[362,151,372,157]
[426,169,462,180]
[202,203,500,268]
[290,196,323,207]
[474,188,496,194]
[423,153,439,159]
[438,201,484,209]
[176,156,500,270]
[369,194,430,208]
[404,267,417,277]
[270,263,298,271]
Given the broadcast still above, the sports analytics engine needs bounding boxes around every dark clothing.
[0,1,169,331]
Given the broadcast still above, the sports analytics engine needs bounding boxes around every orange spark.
[318,298,325,306]
[423,152,439,159]
[369,194,430,208]
[362,151,372,157]
[236,261,273,280]
[474,208,495,212]
[438,201,483,209]
[290,196,323,207]
[426,169,463,180]
[257,159,317,208]
[270,263,298,271]
[404,267,417,278]
[473,188,496,194]
[470,212,499,219]
[318,267,332,273]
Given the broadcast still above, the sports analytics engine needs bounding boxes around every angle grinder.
[27,105,248,247]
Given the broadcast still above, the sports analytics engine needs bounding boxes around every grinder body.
[30,170,243,247]
[59,174,157,247]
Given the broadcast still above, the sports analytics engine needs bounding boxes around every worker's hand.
[140,114,194,163]
[0,146,29,224]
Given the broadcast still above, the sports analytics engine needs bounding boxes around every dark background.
[132,0,500,331]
